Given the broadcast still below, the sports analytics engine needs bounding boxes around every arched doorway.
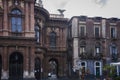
[34,57,41,80]
[0,55,2,80]
[9,52,23,80]
[94,61,102,77]
[49,58,58,77]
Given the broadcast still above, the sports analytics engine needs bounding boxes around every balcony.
[95,36,101,39]
[112,54,118,62]
[94,53,103,60]
[79,34,87,39]
[111,36,117,40]
[79,53,103,60]
[11,32,22,36]
[79,53,87,59]
[79,53,94,59]
[46,46,67,51]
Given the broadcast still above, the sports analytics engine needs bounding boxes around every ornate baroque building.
[68,16,120,77]
[0,0,68,80]
[0,0,120,80]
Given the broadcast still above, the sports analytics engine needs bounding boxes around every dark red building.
[0,0,68,80]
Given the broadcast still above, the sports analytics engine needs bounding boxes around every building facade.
[0,0,120,80]
[68,16,120,77]
[0,0,68,80]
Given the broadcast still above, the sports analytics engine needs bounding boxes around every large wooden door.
[9,52,23,80]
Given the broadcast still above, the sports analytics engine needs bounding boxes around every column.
[1,46,8,79]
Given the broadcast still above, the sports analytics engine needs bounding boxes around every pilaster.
[30,2,35,37]
[3,0,8,36]
[25,2,29,37]
[23,47,29,78]
[2,46,8,79]
[29,47,35,78]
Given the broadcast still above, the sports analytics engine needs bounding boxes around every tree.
[103,65,116,80]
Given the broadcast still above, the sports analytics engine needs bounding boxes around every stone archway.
[9,52,23,80]
[49,58,58,77]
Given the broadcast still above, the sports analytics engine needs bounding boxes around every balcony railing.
[11,32,22,36]
[94,53,103,59]
[45,46,67,51]
[112,54,118,61]
[79,53,103,60]
[111,36,117,40]
[79,34,87,39]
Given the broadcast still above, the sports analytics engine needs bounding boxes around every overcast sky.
[43,0,120,18]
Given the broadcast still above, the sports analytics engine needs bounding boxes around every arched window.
[11,9,22,33]
[35,25,40,43]
[50,32,56,48]
[94,61,102,77]
[110,43,117,61]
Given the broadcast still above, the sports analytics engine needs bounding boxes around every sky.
[42,0,120,18]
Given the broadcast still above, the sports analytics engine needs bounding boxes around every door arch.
[34,57,41,80]
[9,52,23,80]
[49,58,58,77]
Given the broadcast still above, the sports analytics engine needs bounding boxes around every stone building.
[0,0,68,80]
[68,16,120,77]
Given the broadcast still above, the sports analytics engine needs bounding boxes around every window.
[94,62,102,77]
[79,41,86,56]
[111,27,116,38]
[80,46,85,54]
[95,42,101,56]
[35,25,41,43]
[95,47,100,54]
[11,9,22,33]
[79,25,86,37]
[50,32,56,48]
[95,26,100,38]
[110,44,117,60]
